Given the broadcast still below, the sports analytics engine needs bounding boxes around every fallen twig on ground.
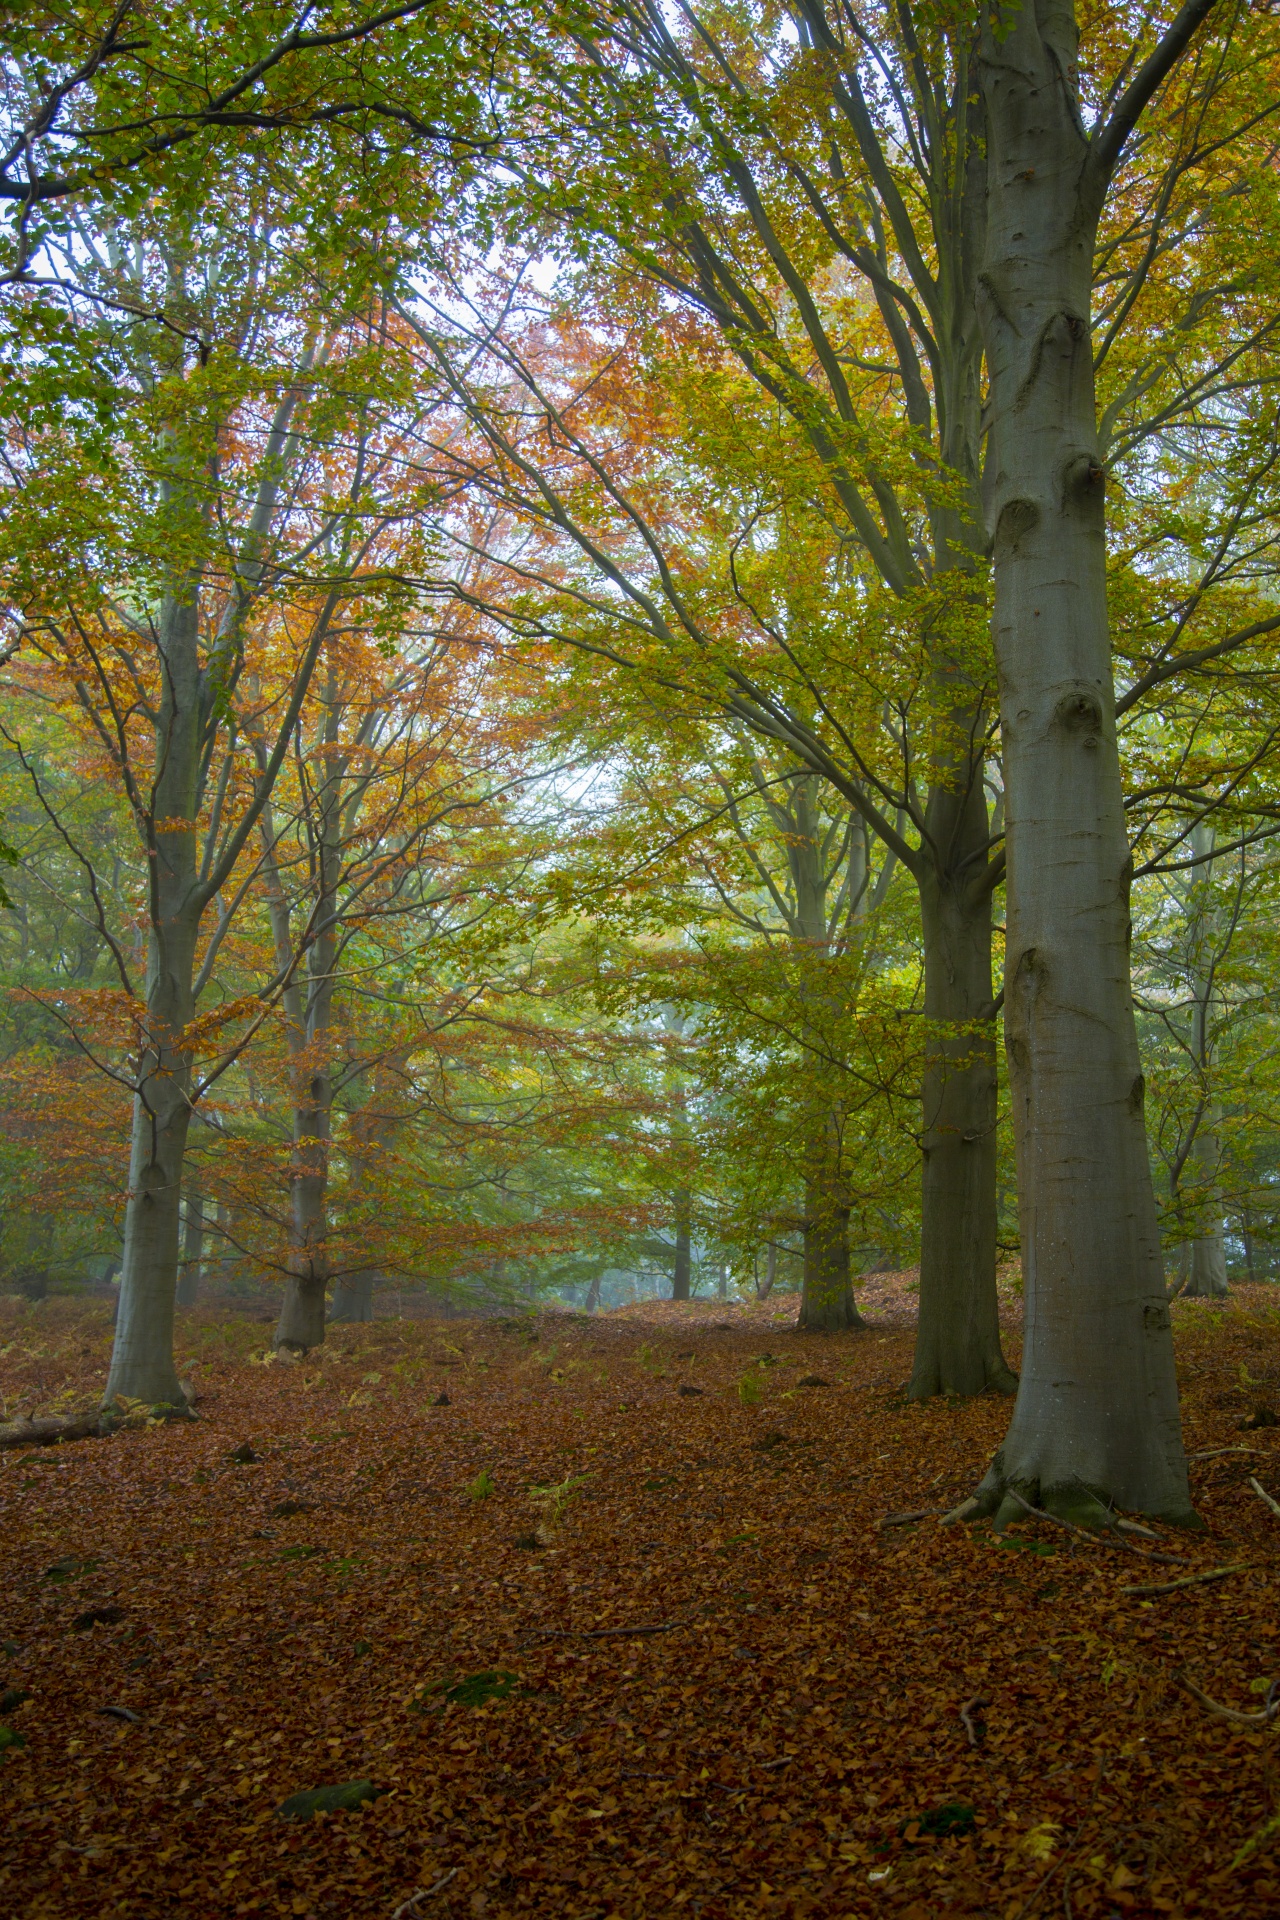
[1174,1670,1280,1727]
[877,1508,943,1529]
[1248,1477,1280,1520]
[1121,1564,1247,1598]
[960,1695,989,1749]
[391,1868,458,1917]
[519,1623,678,1645]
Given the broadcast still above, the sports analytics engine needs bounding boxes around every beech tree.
[250,623,531,1353]
[0,180,442,1406]
[419,0,1278,1512]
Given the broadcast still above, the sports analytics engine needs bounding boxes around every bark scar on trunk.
[994,497,1040,551]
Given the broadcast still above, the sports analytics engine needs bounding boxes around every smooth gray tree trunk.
[972,1,1195,1526]
[105,588,201,1411]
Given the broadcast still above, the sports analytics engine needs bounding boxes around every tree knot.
[1052,688,1103,742]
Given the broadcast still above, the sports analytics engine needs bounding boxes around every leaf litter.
[2,1289,1280,1916]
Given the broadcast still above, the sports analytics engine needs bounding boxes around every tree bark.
[672,1188,692,1301]
[265,680,342,1355]
[104,587,201,1411]
[798,1162,862,1331]
[330,1269,376,1322]
[14,1213,54,1301]
[910,869,1015,1396]
[175,1183,204,1309]
[973,2,1194,1526]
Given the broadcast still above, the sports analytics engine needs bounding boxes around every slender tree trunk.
[1243,1210,1256,1284]
[276,1061,333,1350]
[972,5,1193,1525]
[15,1213,54,1301]
[1181,1130,1229,1298]
[268,691,342,1354]
[584,1271,602,1314]
[104,589,202,1411]
[756,1243,777,1301]
[672,1188,692,1301]
[175,1183,204,1309]
[330,1269,376,1322]
[910,869,1016,1395]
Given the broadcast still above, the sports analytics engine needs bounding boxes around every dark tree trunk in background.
[329,1269,376,1322]
[672,1189,692,1301]
[910,872,1015,1396]
[175,1185,204,1309]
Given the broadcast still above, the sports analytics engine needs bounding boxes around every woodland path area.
[2,1293,1280,1919]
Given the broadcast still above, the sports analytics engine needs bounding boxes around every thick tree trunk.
[973,6,1193,1526]
[175,1184,204,1309]
[672,1188,692,1300]
[1182,1230,1228,1300]
[910,870,1016,1396]
[330,1269,376,1322]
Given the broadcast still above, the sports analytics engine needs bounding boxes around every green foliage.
[527,1472,590,1530]
[410,1669,521,1713]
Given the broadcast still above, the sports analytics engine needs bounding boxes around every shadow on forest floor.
[2,1288,1280,1916]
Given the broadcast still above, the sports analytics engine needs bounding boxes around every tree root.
[1003,1489,1189,1563]
[941,1495,981,1526]
[1175,1670,1280,1727]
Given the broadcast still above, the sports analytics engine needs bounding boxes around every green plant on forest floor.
[527,1471,589,1537]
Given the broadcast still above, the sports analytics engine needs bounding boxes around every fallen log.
[0,1411,110,1451]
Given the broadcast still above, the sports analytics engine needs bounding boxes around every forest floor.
[3,1286,1280,1920]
